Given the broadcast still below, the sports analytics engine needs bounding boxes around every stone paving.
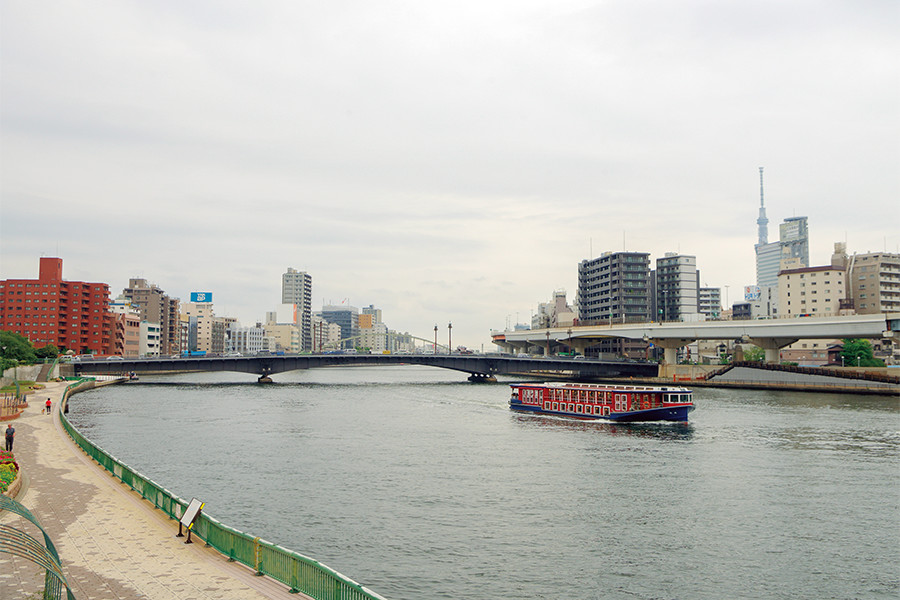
[0,381,308,599]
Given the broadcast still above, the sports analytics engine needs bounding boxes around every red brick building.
[0,257,114,355]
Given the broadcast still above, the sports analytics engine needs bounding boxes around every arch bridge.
[69,353,657,383]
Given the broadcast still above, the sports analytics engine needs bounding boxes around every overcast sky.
[2,1,898,349]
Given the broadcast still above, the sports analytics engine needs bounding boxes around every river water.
[67,366,899,600]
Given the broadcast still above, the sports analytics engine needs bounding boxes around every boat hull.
[509,400,694,423]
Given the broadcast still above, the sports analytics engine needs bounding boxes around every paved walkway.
[0,381,307,599]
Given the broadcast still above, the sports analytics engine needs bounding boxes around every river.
[66,366,899,600]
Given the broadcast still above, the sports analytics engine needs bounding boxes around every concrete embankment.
[647,364,899,395]
[0,380,303,599]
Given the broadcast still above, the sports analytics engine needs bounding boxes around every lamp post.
[448,322,452,354]
[433,325,438,355]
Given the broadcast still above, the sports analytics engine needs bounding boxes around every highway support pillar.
[650,338,694,378]
[561,338,592,356]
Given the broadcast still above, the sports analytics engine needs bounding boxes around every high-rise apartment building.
[122,278,181,356]
[281,268,312,351]
[698,287,722,319]
[577,252,651,323]
[653,253,699,321]
[0,257,113,355]
[848,251,900,314]
[577,252,650,357]
[779,216,810,268]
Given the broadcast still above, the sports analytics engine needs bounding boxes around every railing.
[58,379,388,599]
[0,496,76,600]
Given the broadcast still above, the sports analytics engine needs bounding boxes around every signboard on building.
[744,286,760,301]
[190,292,213,303]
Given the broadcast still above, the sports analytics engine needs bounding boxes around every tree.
[742,345,765,362]
[34,344,61,359]
[840,339,883,367]
[0,330,37,363]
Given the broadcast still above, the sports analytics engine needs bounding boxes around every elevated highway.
[69,353,658,382]
[493,312,900,364]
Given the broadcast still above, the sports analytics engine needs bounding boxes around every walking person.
[46,397,52,415]
[4,424,13,452]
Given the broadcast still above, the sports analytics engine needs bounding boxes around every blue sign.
[191,292,213,303]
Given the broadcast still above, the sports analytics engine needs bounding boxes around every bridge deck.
[70,354,658,381]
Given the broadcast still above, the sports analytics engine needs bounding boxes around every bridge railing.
[58,379,388,600]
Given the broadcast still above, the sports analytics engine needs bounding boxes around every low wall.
[658,363,720,380]
[1,365,45,388]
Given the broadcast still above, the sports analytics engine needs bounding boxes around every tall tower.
[281,268,312,350]
[757,167,768,245]
[754,167,780,289]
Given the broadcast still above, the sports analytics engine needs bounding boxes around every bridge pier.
[258,375,273,383]
[467,373,497,383]
[650,338,693,378]
[748,337,799,364]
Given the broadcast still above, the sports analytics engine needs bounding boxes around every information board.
[180,498,204,530]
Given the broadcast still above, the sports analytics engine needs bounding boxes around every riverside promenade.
[1,381,306,599]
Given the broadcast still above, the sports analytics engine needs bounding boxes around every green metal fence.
[0,495,77,600]
[59,379,388,599]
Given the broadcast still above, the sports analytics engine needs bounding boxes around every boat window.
[544,401,550,410]
[576,405,583,413]
[568,404,574,412]
[552,402,558,411]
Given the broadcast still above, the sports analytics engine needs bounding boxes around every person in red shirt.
[45,398,52,415]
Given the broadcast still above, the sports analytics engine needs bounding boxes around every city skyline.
[2,2,898,349]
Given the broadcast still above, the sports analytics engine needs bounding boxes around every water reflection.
[512,413,695,440]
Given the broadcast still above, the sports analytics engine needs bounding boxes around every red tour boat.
[509,382,694,422]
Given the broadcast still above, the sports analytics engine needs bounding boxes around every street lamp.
[448,322,452,354]
[434,325,438,355]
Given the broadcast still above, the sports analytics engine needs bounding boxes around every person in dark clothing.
[5,424,14,451]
